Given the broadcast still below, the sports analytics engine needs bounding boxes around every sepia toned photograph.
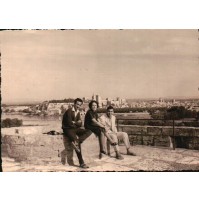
[1,29,199,172]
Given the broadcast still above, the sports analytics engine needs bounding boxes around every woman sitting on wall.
[84,100,123,159]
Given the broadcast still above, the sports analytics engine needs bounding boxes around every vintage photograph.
[1,29,199,171]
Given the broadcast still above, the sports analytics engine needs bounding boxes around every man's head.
[74,98,83,110]
[106,105,114,118]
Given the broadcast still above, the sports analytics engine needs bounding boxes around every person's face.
[107,109,114,118]
[91,102,98,111]
[74,101,82,110]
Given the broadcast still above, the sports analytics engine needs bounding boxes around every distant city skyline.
[1,30,199,104]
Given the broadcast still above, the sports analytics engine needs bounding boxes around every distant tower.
[116,97,121,105]
[92,93,96,100]
[159,98,163,103]
[96,95,101,103]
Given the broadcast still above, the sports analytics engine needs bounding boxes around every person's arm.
[99,116,111,133]
[86,110,104,128]
[74,113,82,127]
[113,116,118,132]
[91,118,105,128]
[98,116,116,145]
[63,110,76,128]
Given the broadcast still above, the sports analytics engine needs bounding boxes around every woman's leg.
[106,137,111,155]
[98,132,106,153]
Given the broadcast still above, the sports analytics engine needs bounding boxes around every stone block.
[194,129,199,137]
[133,135,143,145]
[162,128,173,136]
[175,128,195,137]
[121,126,147,134]
[130,126,147,135]
[8,145,32,161]
[147,127,162,136]
[142,136,154,146]
[128,135,138,146]
[3,135,25,145]
[154,136,170,147]
[187,137,199,149]
[1,144,11,157]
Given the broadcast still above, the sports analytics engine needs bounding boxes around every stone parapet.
[1,131,99,163]
[1,125,199,163]
[118,125,199,149]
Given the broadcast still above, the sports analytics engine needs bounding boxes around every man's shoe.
[116,153,124,160]
[99,153,102,159]
[80,164,89,169]
[71,141,80,153]
[111,142,118,146]
[61,151,66,165]
[127,150,136,156]
[61,156,66,165]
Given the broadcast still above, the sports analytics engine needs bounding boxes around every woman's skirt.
[85,125,104,137]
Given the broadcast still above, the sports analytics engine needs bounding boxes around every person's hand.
[77,120,82,124]
[99,124,104,128]
[105,126,109,132]
[72,121,75,124]
[100,124,106,129]
[111,142,118,146]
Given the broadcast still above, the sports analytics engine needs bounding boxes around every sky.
[1,30,199,103]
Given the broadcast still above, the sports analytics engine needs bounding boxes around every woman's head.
[89,100,99,111]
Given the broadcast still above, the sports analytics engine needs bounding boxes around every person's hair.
[89,100,99,109]
[107,105,114,111]
[74,98,83,104]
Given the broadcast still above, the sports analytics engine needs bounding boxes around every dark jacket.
[62,108,82,129]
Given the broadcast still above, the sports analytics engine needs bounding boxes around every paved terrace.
[2,135,199,172]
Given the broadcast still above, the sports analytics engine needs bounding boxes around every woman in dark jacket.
[84,100,117,159]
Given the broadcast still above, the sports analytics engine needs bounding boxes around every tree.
[4,108,9,113]
[10,109,16,113]
[165,106,197,120]
[1,118,23,128]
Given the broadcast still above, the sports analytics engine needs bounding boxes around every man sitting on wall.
[62,98,92,168]
[99,106,136,156]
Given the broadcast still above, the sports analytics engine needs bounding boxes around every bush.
[165,106,197,120]
[1,118,23,128]
[22,108,31,113]
[4,108,10,113]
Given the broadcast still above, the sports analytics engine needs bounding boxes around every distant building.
[159,98,164,103]
[92,93,96,101]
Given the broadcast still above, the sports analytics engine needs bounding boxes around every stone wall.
[1,132,99,163]
[118,125,199,150]
[1,134,64,161]
[1,125,199,163]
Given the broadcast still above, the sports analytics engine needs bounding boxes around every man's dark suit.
[62,107,91,166]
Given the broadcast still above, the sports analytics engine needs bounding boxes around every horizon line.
[2,96,199,105]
